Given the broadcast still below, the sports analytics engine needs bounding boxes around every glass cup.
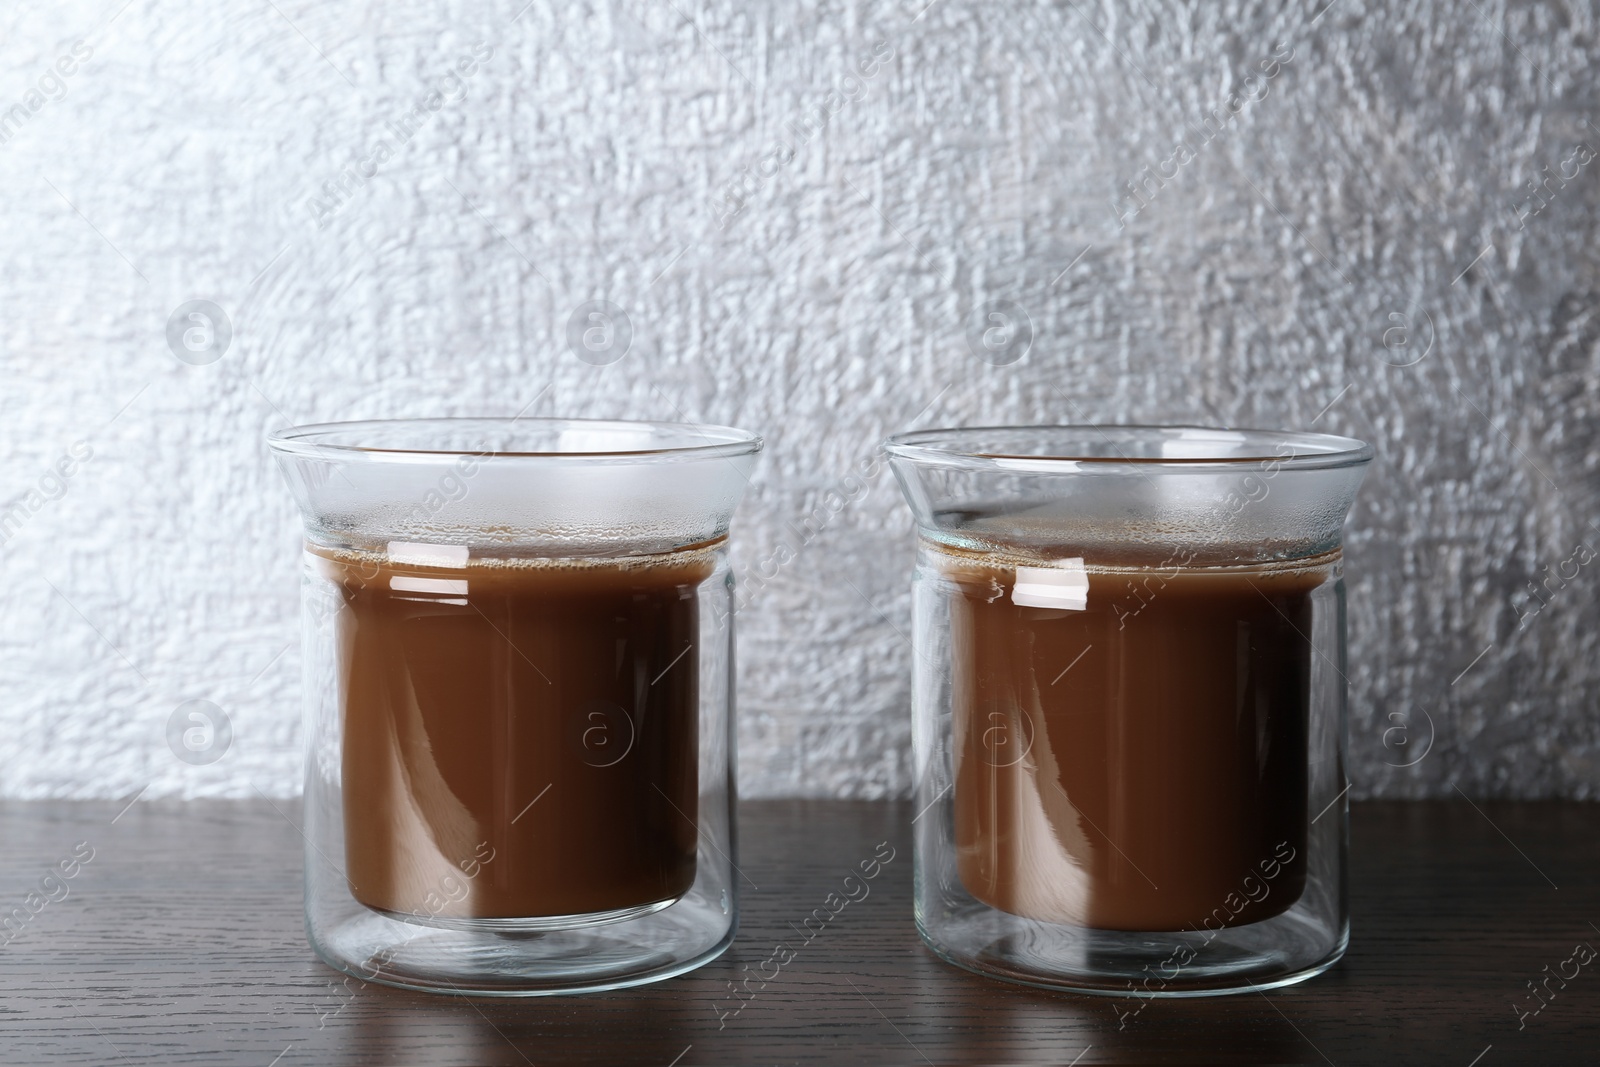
[269,417,760,995]
[885,425,1371,996]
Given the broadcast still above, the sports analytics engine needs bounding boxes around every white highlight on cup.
[389,576,470,595]
[1011,560,1090,610]
[1160,429,1248,459]
[386,541,470,568]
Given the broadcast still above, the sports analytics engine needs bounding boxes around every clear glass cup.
[269,417,760,995]
[885,425,1371,997]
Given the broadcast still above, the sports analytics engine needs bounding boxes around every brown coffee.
[311,543,712,922]
[939,542,1327,931]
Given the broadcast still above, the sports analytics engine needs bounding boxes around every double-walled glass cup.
[886,426,1371,996]
[270,418,760,995]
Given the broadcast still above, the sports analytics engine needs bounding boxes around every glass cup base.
[916,907,1348,998]
[311,894,735,996]
[372,897,678,934]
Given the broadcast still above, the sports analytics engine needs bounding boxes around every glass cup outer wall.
[885,426,1371,997]
[270,418,760,996]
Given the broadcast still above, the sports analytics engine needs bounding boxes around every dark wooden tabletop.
[0,798,1593,1066]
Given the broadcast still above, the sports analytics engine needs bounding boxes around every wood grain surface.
[0,799,1592,1065]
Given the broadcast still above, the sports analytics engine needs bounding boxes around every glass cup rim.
[266,416,763,463]
[884,423,1373,474]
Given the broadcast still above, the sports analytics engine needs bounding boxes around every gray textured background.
[1,0,1596,799]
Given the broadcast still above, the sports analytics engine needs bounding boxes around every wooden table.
[0,799,1593,1065]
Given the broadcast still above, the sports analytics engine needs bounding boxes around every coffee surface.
[938,543,1328,931]
[313,544,711,921]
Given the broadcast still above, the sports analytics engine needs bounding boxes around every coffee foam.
[923,537,1342,577]
[305,537,724,573]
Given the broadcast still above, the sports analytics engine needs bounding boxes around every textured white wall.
[1,0,1596,799]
